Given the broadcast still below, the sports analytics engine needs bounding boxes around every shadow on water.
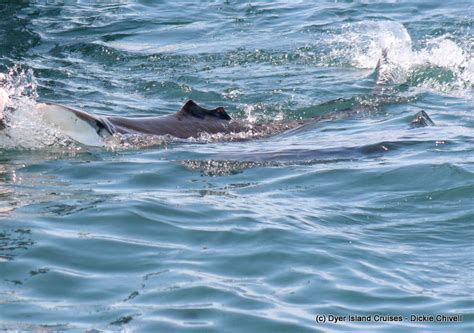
[180,139,439,176]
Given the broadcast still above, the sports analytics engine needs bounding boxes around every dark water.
[0,1,473,332]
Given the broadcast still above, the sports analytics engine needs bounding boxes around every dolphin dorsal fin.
[178,100,231,120]
[410,110,435,128]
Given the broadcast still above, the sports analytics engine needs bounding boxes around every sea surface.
[0,1,473,332]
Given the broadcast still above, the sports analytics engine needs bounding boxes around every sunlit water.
[0,1,473,332]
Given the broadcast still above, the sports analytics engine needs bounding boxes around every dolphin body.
[34,100,304,146]
[34,98,434,146]
[1,94,435,147]
[0,50,434,147]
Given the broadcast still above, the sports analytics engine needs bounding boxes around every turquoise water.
[1,1,473,332]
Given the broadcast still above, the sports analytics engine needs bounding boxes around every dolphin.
[0,92,435,147]
[32,99,306,146]
[33,98,435,146]
[0,50,434,147]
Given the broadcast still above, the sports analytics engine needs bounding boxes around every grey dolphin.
[410,110,435,128]
[35,99,305,145]
[2,95,435,147]
[0,50,434,146]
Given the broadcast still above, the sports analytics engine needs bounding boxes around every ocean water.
[0,0,473,332]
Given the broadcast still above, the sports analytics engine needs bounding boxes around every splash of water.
[0,66,78,150]
[324,21,472,93]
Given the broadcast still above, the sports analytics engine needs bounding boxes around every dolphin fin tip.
[410,110,435,128]
[180,100,231,121]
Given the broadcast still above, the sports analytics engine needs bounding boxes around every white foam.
[324,21,472,93]
[0,68,77,150]
[0,87,9,116]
